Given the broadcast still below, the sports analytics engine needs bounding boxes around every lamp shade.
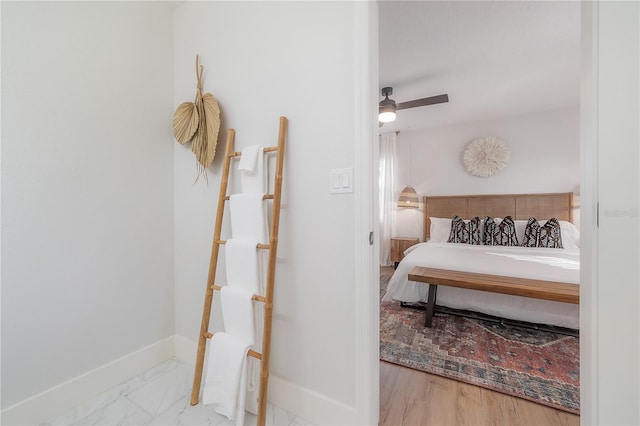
[378,110,396,123]
[398,186,419,208]
[379,95,397,123]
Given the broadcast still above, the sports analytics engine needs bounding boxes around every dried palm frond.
[197,92,220,167]
[191,80,207,181]
[172,101,199,144]
[173,55,221,182]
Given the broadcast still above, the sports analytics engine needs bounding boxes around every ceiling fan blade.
[397,94,449,110]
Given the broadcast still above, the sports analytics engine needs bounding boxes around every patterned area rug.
[379,273,580,414]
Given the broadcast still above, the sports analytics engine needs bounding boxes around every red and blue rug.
[380,274,580,414]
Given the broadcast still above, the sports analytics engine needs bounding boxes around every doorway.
[360,1,608,419]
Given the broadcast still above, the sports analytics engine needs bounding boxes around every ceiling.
[378,1,581,132]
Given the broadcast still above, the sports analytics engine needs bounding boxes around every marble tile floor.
[42,358,312,426]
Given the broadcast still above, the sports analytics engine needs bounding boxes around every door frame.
[353,1,379,425]
[353,1,607,424]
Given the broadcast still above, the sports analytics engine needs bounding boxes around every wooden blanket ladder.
[190,117,287,426]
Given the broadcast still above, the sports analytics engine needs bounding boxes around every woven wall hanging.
[462,136,510,178]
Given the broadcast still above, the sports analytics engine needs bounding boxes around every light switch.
[330,168,353,193]
[331,172,341,189]
[341,172,350,188]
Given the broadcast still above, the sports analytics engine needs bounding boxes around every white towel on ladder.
[225,239,260,294]
[223,239,264,411]
[219,286,261,416]
[229,193,269,243]
[238,145,261,172]
[239,146,266,193]
[202,332,251,426]
[220,286,256,346]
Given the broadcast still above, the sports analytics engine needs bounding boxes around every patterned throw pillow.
[522,217,564,248]
[483,217,496,245]
[447,216,482,244]
[538,218,563,248]
[521,217,540,247]
[448,216,468,243]
[496,216,519,246]
[468,217,482,245]
[484,216,519,246]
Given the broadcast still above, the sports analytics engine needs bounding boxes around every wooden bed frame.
[415,192,578,332]
[423,192,574,242]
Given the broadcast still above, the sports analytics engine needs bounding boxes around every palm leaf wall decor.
[172,55,221,181]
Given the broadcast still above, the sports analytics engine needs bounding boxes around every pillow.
[538,217,563,248]
[512,219,577,245]
[521,217,540,247]
[521,217,564,248]
[484,218,528,242]
[468,217,482,245]
[448,216,468,243]
[514,219,529,244]
[484,216,519,246]
[432,215,579,247]
[429,217,453,242]
[559,220,580,248]
[447,216,482,244]
[483,217,495,244]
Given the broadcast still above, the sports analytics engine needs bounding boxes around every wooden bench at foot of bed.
[408,266,580,327]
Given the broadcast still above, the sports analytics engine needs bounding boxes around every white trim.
[580,2,598,424]
[0,336,174,426]
[592,2,640,423]
[268,376,357,426]
[174,334,357,425]
[353,1,379,425]
[2,334,359,426]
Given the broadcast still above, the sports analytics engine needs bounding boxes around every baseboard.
[174,334,357,425]
[268,375,357,425]
[2,335,357,426]
[0,336,175,426]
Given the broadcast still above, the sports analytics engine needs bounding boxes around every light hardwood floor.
[379,361,580,426]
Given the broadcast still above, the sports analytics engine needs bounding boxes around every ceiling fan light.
[398,186,419,208]
[379,110,396,123]
[378,98,397,123]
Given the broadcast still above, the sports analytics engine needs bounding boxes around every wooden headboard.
[423,192,574,241]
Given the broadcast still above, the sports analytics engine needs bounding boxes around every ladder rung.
[229,146,278,158]
[211,285,266,303]
[224,194,274,201]
[203,332,262,359]
[216,240,269,249]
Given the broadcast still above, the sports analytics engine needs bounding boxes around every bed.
[381,192,580,330]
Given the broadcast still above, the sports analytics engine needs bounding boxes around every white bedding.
[382,242,580,329]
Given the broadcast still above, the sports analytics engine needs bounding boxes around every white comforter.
[382,242,580,329]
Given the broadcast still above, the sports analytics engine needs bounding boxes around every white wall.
[1,1,174,409]
[589,2,639,424]
[390,106,580,238]
[173,0,359,418]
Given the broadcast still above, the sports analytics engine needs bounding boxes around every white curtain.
[379,132,397,266]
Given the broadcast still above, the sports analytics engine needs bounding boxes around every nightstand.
[390,237,420,268]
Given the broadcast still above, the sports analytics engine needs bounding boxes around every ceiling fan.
[379,87,449,123]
